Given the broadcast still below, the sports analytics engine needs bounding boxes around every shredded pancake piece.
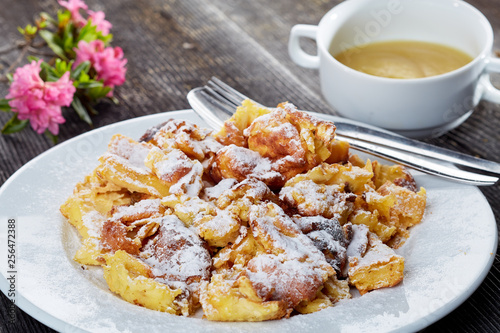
[61,100,427,322]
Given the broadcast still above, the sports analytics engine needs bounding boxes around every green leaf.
[45,130,58,144]
[55,58,63,72]
[27,55,40,63]
[71,96,92,125]
[39,61,60,82]
[63,34,74,54]
[62,21,76,56]
[100,33,113,44]
[40,12,56,24]
[54,58,71,75]
[39,61,51,71]
[6,73,13,83]
[86,85,112,100]
[77,81,103,89]
[40,61,52,81]
[78,71,90,83]
[109,96,119,105]
[18,24,38,37]
[81,18,113,44]
[77,20,95,42]
[25,24,37,35]
[70,61,90,80]
[39,29,67,60]
[57,9,71,26]
[46,71,62,82]
[0,99,12,112]
[77,20,108,44]
[1,114,29,135]
[38,58,72,82]
[87,103,99,116]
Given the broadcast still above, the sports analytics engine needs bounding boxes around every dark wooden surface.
[1,0,499,332]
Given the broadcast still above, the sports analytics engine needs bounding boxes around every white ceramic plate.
[0,110,497,333]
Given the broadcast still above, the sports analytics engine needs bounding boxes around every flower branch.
[0,0,127,143]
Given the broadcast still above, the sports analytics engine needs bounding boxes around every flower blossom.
[58,0,88,27]
[74,40,127,96]
[6,60,76,135]
[88,10,112,36]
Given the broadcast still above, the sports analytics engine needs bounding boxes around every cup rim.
[317,0,494,83]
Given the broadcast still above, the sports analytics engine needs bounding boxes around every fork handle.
[333,121,500,176]
[339,135,498,186]
[187,86,498,185]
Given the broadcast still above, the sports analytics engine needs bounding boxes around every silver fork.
[187,77,500,186]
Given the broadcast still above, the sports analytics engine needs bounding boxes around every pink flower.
[74,40,127,96]
[6,60,76,135]
[58,0,88,27]
[88,10,112,36]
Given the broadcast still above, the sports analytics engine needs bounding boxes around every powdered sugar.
[202,178,238,201]
[150,148,204,197]
[351,232,402,268]
[110,198,162,222]
[154,120,223,160]
[1,110,496,333]
[246,253,324,307]
[82,210,106,238]
[105,136,152,175]
[248,203,330,267]
[280,180,349,218]
[171,164,203,197]
[142,215,211,287]
[217,144,284,182]
[346,224,369,258]
[200,208,237,236]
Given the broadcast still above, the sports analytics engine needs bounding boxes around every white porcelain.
[288,0,500,138]
[0,110,497,333]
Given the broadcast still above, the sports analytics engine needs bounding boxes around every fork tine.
[188,79,500,185]
[187,88,225,129]
[207,80,244,107]
[208,77,260,106]
[203,86,239,116]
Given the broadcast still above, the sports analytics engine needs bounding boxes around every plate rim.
[0,109,497,333]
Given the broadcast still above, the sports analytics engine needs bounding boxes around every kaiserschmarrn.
[60,100,426,321]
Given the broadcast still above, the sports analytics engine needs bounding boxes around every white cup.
[289,0,500,138]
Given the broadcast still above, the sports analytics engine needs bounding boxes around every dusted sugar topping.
[152,119,223,161]
[217,178,275,207]
[211,144,285,187]
[244,108,305,161]
[245,254,324,308]
[280,179,355,219]
[292,215,352,275]
[351,232,402,267]
[142,215,211,287]
[82,210,106,238]
[198,208,239,238]
[61,100,426,322]
[346,224,369,258]
[153,150,203,197]
[145,147,204,197]
[103,134,152,174]
[248,202,333,272]
[110,198,163,223]
[202,178,238,202]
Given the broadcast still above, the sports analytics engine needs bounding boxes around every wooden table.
[1,0,499,332]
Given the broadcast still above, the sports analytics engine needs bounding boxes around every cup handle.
[288,24,320,69]
[478,57,500,104]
